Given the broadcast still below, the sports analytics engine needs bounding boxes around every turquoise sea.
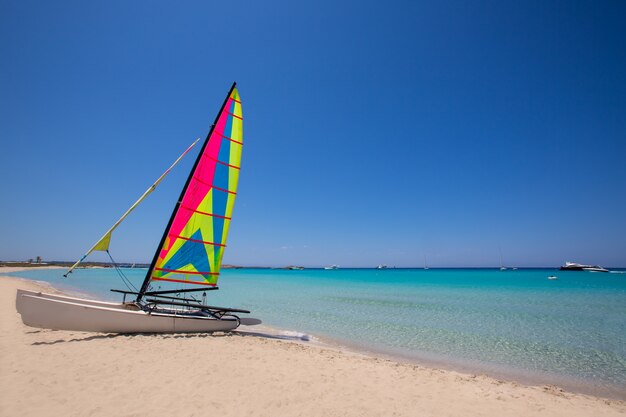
[7,267,626,398]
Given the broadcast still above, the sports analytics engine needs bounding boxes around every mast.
[137,82,238,301]
[63,137,202,277]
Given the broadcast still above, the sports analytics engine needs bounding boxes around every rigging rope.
[106,250,138,293]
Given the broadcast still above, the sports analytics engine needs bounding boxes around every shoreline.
[1,273,625,416]
[323,334,626,400]
[2,267,625,401]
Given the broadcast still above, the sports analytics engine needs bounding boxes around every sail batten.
[204,154,241,169]
[138,84,242,297]
[166,233,227,247]
[154,268,219,275]
[215,131,243,144]
[150,277,218,286]
[180,205,232,219]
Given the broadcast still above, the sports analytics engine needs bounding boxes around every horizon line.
[2,260,624,270]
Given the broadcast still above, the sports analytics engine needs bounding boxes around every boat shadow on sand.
[29,328,310,346]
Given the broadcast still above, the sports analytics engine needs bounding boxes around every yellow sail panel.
[93,232,112,251]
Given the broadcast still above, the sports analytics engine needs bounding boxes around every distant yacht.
[499,248,507,271]
[324,265,339,270]
[559,262,609,273]
[376,264,387,269]
[547,275,558,280]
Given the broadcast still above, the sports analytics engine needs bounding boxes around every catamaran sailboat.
[17,83,258,333]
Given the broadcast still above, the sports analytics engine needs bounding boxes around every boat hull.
[17,292,240,333]
[16,289,132,314]
[560,262,609,272]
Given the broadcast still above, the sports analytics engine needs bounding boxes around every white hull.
[582,267,609,273]
[560,262,609,272]
[17,291,239,333]
[16,289,129,314]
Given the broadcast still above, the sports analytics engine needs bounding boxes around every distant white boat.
[547,275,558,280]
[559,262,609,273]
[376,264,387,269]
[499,248,507,271]
[324,265,339,270]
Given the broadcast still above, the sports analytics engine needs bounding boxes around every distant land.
[0,261,302,270]
[2,260,624,270]
[0,260,150,269]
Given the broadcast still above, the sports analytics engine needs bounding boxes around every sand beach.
[1,268,624,417]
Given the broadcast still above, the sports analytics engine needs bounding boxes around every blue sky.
[1,0,625,267]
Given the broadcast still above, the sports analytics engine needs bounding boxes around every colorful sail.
[146,85,243,287]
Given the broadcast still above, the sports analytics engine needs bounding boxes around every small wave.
[280,330,311,341]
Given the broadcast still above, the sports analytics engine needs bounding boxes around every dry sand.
[1,270,624,417]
